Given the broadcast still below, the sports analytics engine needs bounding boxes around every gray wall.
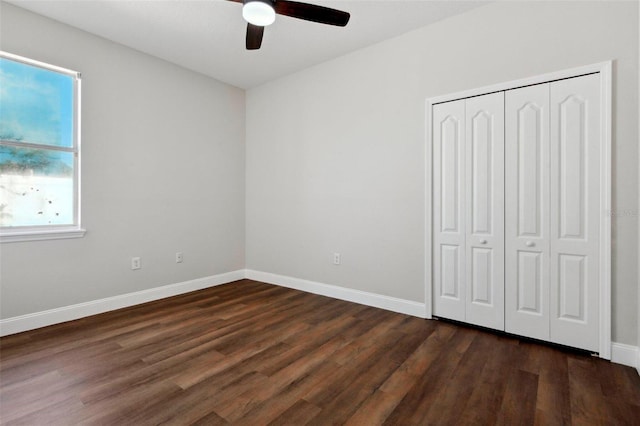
[0,3,246,318]
[246,1,639,345]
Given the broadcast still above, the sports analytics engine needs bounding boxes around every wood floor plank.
[379,323,453,398]
[1,280,638,425]
[301,330,404,409]
[419,331,491,425]
[119,387,218,425]
[219,336,349,421]
[268,399,322,426]
[1,395,85,426]
[305,331,419,425]
[383,327,474,425]
[567,355,637,424]
[229,360,340,425]
[189,411,230,426]
[455,333,519,425]
[533,345,572,425]
[496,369,539,425]
[76,381,184,425]
[344,389,402,426]
[330,314,408,366]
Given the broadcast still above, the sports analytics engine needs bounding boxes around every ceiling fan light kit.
[230,0,350,50]
[242,0,276,27]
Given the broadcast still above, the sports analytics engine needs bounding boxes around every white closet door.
[505,83,551,340]
[464,92,505,330]
[433,99,466,321]
[549,74,600,352]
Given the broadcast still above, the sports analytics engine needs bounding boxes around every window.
[0,52,84,242]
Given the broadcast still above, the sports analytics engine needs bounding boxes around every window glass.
[0,146,74,226]
[0,57,74,148]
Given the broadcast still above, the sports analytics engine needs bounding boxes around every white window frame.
[0,51,85,243]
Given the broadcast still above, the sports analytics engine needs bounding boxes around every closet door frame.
[425,61,612,359]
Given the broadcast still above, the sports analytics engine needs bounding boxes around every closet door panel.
[464,92,505,330]
[505,83,550,340]
[517,251,542,313]
[433,100,466,321]
[549,74,600,352]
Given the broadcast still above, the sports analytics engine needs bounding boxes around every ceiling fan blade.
[246,23,264,50]
[274,1,350,26]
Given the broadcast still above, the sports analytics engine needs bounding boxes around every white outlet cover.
[131,257,141,270]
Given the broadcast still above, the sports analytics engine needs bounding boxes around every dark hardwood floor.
[1,279,639,425]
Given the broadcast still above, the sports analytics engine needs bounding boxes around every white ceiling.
[7,0,486,88]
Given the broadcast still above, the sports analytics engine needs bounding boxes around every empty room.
[0,0,639,424]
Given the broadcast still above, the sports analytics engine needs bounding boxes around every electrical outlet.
[333,253,341,265]
[176,252,183,263]
[131,257,141,270]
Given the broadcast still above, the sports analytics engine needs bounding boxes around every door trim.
[425,61,613,359]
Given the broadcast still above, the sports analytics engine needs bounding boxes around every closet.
[429,66,610,354]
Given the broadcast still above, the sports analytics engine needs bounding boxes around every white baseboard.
[610,342,640,370]
[4,268,637,376]
[0,269,425,337]
[245,269,427,318]
[0,270,245,337]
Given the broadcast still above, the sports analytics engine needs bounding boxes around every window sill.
[1,227,86,243]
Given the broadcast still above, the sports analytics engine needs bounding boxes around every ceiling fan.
[227,0,350,50]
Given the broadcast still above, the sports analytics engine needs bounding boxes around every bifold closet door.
[433,99,466,322]
[549,74,600,352]
[505,83,551,341]
[464,93,505,330]
[433,93,504,330]
[505,74,600,351]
